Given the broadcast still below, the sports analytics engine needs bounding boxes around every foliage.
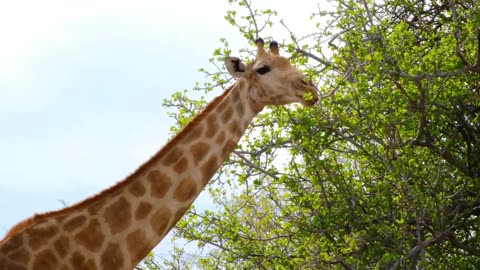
[136,248,197,270]
[149,0,480,269]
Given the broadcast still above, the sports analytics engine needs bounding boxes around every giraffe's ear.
[225,57,246,78]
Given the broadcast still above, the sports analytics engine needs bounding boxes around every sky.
[0,0,320,262]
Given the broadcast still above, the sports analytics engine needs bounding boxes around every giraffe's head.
[225,38,319,109]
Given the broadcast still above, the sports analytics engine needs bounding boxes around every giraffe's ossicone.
[0,38,318,270]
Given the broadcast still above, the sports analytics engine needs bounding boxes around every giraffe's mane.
[1,82,237,243]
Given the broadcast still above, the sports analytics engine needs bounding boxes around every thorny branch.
[279,20,334,68]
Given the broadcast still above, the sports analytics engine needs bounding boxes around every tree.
[159,0,480,268]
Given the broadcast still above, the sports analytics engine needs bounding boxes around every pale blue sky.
[0,0,319,259]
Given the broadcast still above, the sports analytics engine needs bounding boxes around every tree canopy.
[142,0,480,268]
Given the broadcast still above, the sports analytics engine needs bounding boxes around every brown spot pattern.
[126,229,151,264]
[53,235,70,258]
[237,79,246,90]
[87,202,103,215]
[215,131,226,145]
[32,249,58,270]
[173,178,198,202]
[0,260,26,270]
[104,197,132,235]
[173,157,188,173]
[232,90,240,102]
[217,98,230,113]
[162,147,183,166]
[222,139,237,157]
[236,102,245,117]
[128,181,146,197]
[70,251,97,270]
[135,202,153,220]
[221,107,234,122]
[228,120,241,136]
[191,142,210,165]
[56,215,67,223]
[101,243,124,270]
[64,215,87,232]
[173,206,190,226]
[26,225,58,250]
[7,247,30,263]
[182,125,203,143]
[74,219,104,252]
[0,234,23,254]
[200,156,219,185]
[147,170,172,198]
[243,119,251,128]
[150,207,171,236]
[205,115,218,138]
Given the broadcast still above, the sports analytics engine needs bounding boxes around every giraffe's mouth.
[296,79,319,107]
[303,98,317,107]
[300,98,317,107]
[297,89,319,107]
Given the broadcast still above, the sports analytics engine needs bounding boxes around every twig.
[242,0,259,40]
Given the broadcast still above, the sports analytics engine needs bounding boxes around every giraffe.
[0,38,318,270]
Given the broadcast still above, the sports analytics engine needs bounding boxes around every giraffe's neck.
[0,79,261,269]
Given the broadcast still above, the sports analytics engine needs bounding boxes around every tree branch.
[412,140,470,177]
[279,19,334,68]
[236,232,294,242]
[242,0,259,40]
[414,80,427,143]
[448,0,469,66]
[386,69,465,81]
[449,234,480,256]
[476,27,480,67]
[295,47,333,67]
[389,229,452,270]
[232,150,280,180]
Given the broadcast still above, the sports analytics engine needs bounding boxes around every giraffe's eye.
[255,65,271,75]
